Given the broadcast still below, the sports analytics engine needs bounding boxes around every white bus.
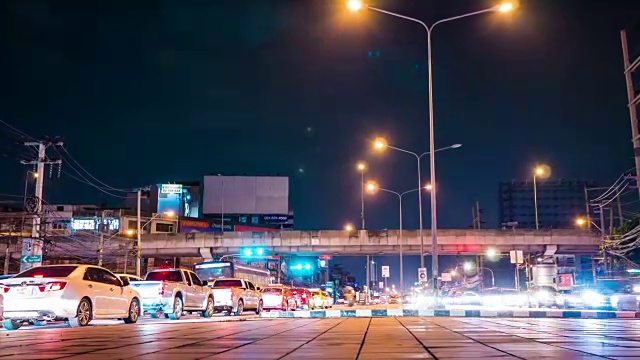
[194,261,272,286]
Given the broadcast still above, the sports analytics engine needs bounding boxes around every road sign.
[160,184,183,194]
[381,265,390,278]
[379,281,384,288]
[418,267,427,282]
[21,255,42,264]
[510,250,524,264]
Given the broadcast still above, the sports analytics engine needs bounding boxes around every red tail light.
[38,281,67,292]
[159,284,166,296]
[1,286,9,293]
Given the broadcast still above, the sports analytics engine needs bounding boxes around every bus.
[194,260,272,286]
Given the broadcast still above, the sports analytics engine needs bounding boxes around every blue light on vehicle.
[243,249,252,257]
[256,248,264,256]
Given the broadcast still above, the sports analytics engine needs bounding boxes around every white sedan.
[1,264,142,330]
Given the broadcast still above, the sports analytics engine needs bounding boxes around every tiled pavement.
[2,317,640,359]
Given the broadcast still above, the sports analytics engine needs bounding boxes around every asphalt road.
[2,316,640,359]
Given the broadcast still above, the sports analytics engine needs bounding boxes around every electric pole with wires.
[19,139,63,271]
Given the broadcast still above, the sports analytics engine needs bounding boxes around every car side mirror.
[201,280,209,287]
[121,278,130,287]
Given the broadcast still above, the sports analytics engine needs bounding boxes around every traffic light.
[242,248,265,257]
[290,262,313,273]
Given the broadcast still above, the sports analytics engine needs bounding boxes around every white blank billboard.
[202,176,289,215]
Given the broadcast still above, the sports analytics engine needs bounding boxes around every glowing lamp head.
[373,137,387,150]
[164,210,175,217]
[243,248,252,257]
[496,3,514,12]
[424,184,433,191]
[256,248,264,256]
[126,229,134,236]
[463,262,473,271]
[32,172,39,178]
[356,162,367,172]
[344,224,354,231]
[535,167,544,176]
[576,218,586,226]
[347,0,364,12]
[366,181,378,193]
[486,248,498,258]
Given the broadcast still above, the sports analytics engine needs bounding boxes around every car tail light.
[1,286,9,293]
[38,281,67,292]
[159,284,166,296]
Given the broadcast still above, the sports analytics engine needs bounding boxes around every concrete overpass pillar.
[199,247,212,261]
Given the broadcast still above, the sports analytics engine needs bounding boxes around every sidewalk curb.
[260,309,640,319]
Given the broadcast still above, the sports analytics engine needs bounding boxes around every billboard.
[202,176,289,215]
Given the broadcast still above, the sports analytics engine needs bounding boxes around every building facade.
[499,180,595,229]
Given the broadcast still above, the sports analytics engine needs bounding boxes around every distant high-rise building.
[499,180,595,229]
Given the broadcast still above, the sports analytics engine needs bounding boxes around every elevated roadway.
[138,229,600,258]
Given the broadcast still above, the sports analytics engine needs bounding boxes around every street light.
[575,218,586,227]
[486,248,498,260]
[372,139,462,271]
[135,210,177,277]
[366,181,431,291]
[356,161,367,229]
[533,165,548,230]
[350,0,515,301]
[344,223,354,231]
[463,262,495,287]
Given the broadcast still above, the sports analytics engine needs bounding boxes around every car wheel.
[202,297,214,318]
[124,299,140,324]
[234,299,244,316]
[69,298,92,327]
[2,319,22,330]
[168,297,183,320]
[255,300,263,315]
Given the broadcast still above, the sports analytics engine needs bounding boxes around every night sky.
[1,1,640,287]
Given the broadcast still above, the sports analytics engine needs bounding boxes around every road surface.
[2,316,640,359]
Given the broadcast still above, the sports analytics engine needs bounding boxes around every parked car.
[1,265,141,330]
[116,274,142,283]
[309,289,333,309]
[526,286,564,308]
[261,286,297,311]
[210,278,262,316]
[130,268,213,320]
[291,288,312,309]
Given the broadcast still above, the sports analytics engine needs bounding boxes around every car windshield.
[262,287,282,293]
[212,280,243,288]
[145,270,183,282]
[17,266,78,278]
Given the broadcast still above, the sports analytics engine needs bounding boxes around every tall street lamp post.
[366,181,431,291]
[348,0,515,296]
[373,139,461,269]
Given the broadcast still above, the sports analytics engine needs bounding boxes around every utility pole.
[617,190,624,226]
[584,185,592,230]
[136,188,142,277]
[471,207,477,229]
[599,204,607,276]
[97,210,106,267]
[621,29,640,200]
[476,201,482,229]
[20,140,62,272]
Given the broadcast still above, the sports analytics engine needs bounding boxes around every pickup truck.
[211,278,263,316]
[130,268,214,320]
